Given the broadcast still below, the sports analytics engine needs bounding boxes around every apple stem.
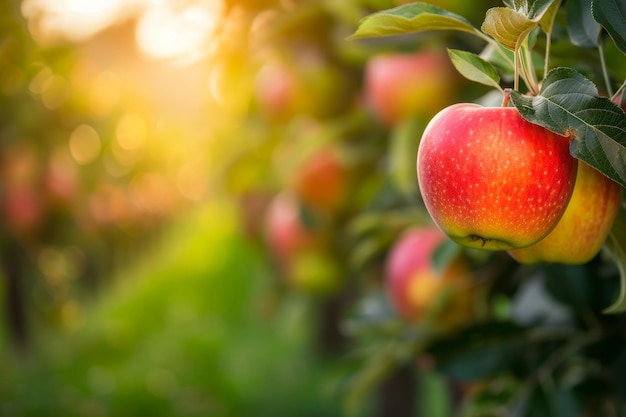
[501,89,511,107]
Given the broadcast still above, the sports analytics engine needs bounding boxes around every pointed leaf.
[448,49,503,90]
[537,0,561,33]
[592,0,626,54]
[481,7,538,51]
[602,206,626,313]
[529,0,559,20]
[348,2,477,40]
[509,67,626,188]
[567,0,600,48]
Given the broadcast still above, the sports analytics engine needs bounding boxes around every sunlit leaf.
[567,0,600,48]
[603,206,626,313]
[348,2,477,40]
[481,7,538,51]
[592,0,626,54]
[448,49,502,90]
[509,67,626,188]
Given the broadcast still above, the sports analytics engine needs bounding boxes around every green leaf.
[432,238,463,273]
[537,0,562,33]
[567,0,600,48]
[448,49,503,91]
[388,117,424,198]
[427,322,526,380]
[602,205,626,313]
[591,0,626,54]
[481,7,538,51]
[529,0,559,20]
[509,67,626,188]
[348,2,477,40]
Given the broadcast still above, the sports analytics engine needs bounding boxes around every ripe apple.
[290,147,348,213]
[264,192,323,268]
[385,227,474,327]
[264,192,343,295]
[417,103,578,251]
[254,62,299,120]
[2,186,44,235]
[364,50,459,126]
[508,161,622,264]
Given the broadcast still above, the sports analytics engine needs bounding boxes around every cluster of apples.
[362,50,622,327]
[417,103,622,264]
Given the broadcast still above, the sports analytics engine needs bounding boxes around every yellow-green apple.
[508,161,622,264]
[417,104,578,251]
[290,147,348,213]
[364,50,459,126]
[385,226,474,328]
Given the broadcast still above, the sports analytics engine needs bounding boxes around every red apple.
[417,104,578,251]
[364,50,459,126]
[254,62,299,120]
[264,192,322,268]
[385,227,473,327]
[290,147,348,213]
[264,192,343,295]
[2,186,44,235]
[508,161,622,264]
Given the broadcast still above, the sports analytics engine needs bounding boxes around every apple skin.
[417,103,578,251]
[364,51,458,126]
[385,227,473,327]
[508,161,622,264]
[290,147,347,213]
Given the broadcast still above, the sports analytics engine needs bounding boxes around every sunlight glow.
[136,3,223,60]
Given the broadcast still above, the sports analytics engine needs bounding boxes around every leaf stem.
[474,29,515,69]
[598,37,613,97]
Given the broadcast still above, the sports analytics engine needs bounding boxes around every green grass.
[0,201,348,417]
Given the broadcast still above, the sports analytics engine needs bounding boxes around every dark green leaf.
[592,0,626,54]
[432,239,463,273]
[348,2,477,40]
[603,205,626,313]
[481,7,538,50]
[567,0,600,48]
[543,264,592,310]
[509,67,626,188]
[427,322,526,380]
[448,49,503,90]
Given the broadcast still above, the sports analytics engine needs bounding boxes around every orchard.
[1,0,626,416]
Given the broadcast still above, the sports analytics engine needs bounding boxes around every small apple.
[290,147,348,213]
[254,62,299,120]
[385,227,474,327]
[264,192,323,268]
[417,104,578,251]
[2,186,44,235]
[508,161,622,264]
[364,50,459,126]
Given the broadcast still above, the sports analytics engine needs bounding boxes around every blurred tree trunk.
[1,242,29,352]
[375,363,417,417]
